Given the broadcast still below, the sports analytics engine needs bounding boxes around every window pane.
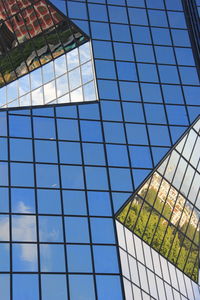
[41,275,68,300]
[69,275,96,300]
[65,217,90,243]
[13,275,39,300]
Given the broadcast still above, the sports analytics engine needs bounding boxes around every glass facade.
[117,117,200,283]
[0,0,199,299]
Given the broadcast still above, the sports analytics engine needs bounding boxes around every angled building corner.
[116,116,200,300]
[0,0,98,109]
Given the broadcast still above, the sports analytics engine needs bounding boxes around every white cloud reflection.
[12,215,37,242]
[20,244,37,266]
[0,210,37,267]
[0,201,65,271]
[17,201,33,214]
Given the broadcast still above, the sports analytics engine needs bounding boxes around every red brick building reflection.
[0,0,64,43]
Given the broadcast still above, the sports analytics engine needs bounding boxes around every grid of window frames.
[117,117,200,283]
[63,0,200,183]
[0,0,200,299]
[0,0,88,86]
[117,221,200,300]
[0,41,98,108]
[0,107,124,300]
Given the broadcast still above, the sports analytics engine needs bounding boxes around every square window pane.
[88,191,112,216]
[83,143,105,165]
[40,244,65,272]
[37,190,61,214]
[59,142,82,164]
[39,216,63,242]
[93,245,119,273]
[12,215,36,242]
[67,245,92,272]
[69,275,95,300]
[12,244,38,272]
[65,217,90,243]
[10,139,33,162]
[11,188,35,214]
[63,190,87,215]
[85,167,108,190]
[13,275,39,300]
[90,218,115,244]
[36,164,60,189]
[96,275,123,300]
[61,166,84,189]
[33,118,56,139]
[35,140,57,163]
[11,163,34,187]
[41,275,68,300]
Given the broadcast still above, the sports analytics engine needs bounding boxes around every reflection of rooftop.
[0,0,88,87]
[0,0,64,42]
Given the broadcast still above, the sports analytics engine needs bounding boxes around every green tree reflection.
[117,187,199,282]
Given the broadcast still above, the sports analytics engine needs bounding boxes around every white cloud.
[17,201,32,213]
[20,244,37,265]
[12,215,37,242]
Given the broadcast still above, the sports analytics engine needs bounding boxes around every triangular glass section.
[116,116,200,283]
[0,0,98,108]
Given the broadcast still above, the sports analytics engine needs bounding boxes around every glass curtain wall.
[0,0,199,299]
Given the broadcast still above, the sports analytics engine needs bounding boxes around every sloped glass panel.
[116,116,200,283]
[0,1,98,109]
[0,0,87,86]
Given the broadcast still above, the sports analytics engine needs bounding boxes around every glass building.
[0,0,199,299]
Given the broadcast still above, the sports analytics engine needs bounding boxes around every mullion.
[54,105,71,300]
[30,106,42,300]
[76,96,99,300]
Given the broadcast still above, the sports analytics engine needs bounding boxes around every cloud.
[12,215,37,242]
[0,210,37,265]
[17,201,33,213]
[79,42,91,64]
[67,48,79,70]
[20,244,37,265]
[44,81,56,103]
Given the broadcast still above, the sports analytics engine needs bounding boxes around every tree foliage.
[117,188,199,282]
